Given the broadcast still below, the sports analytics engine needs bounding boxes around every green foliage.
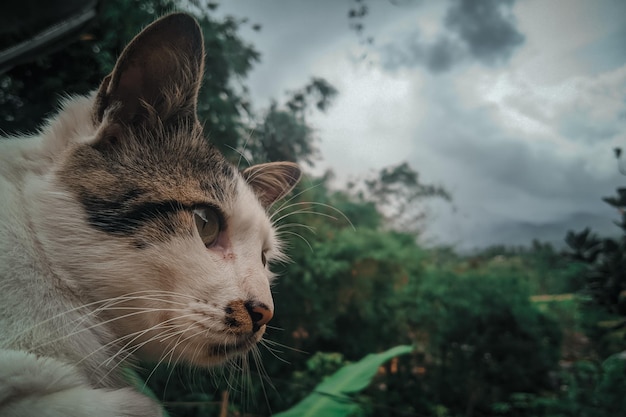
[271,219,424,362]
[493,354,626,417]
[1,0,177,133]
[594,354,626,413]
[465,241,584,295]
[565,184,626,317]
[258,179,566,417]
[566,224,626,316]
[404,271,561,417]
[278,352,351,409]
[564,184,626,367]
[274,345,413,417]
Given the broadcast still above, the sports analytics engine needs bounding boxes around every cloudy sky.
[216,0,626,251]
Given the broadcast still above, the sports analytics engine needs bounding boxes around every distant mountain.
[463,211,621,252]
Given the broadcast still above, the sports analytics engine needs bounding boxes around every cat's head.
[38,14,300,366]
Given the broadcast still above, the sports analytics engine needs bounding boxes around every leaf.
[274,345,413,417]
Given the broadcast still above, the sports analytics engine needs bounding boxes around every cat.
[0,13,301,417]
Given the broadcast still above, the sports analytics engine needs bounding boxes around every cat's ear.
[242,162,302,208]
[93,13,204,126]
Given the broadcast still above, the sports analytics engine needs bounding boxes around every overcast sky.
[216,0,626,251]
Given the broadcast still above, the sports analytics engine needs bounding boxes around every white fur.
[0,350,161,417]
[0,93,278,415]
[0,13,299,416]
[0,96,163,415]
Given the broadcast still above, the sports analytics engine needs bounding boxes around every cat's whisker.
[276,230,314,252]
[271,181,324,215]
[8,295,136,342]
[223,143,252,170]
[270,201,355,231]
[102,313,201,368]
[161,340,201,400]
[71,290,201,325]
[99,321,188,369]
[259,340,291,365]
[260,343,285,357]
[273,208,339,225]
[164,324,203,370]
[142,322,200,386]
[251,344,275,413]
[262,338,308,355]
[251,345,269,383]
[77,307,190,360]
[29,306,187,352]
[224,360,241,393]
[270,201,318,219]
[11,290,199,343]
[247,359,254,411]
[101,318,205,385]
[274,224,316,251]
[78,323,179,373]
[187,341,205,390]
[230,354,246,407]
[274,222,317,234]
[234,130,255,170]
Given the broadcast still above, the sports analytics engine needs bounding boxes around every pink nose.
[247,303,273,330]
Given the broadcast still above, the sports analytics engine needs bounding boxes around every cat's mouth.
[208,336,258,358]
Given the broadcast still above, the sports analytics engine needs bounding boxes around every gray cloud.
[383,33,465,72]
[215,1,626,250]
[445,0,524,65]
[382,0,524,72]
[558,113,621,144]
[410,78,624,250]
[502,67,626,144]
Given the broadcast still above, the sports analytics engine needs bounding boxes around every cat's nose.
[246,302,273,331]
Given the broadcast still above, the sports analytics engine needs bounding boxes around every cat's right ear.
[93,13,204,128]
[243,162,302,209]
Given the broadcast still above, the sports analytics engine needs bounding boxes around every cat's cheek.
[123,238,261,364]
[144,237,237,299]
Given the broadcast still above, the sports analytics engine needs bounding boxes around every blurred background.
[2,1,625,416]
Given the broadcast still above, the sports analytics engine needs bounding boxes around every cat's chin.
[208,337,259,361]
[138,330,264,367]
[188,333,262,366]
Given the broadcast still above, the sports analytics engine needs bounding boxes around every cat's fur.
[0,13,300,417]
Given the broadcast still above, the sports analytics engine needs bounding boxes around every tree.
[1,0,181,134]
[565,150,626,319]
[348,162,452,235]
[0,0,256,161]
[405,270,562,417]
[244,78,338,166]
[566,227,626,315]
[555,150,626,415]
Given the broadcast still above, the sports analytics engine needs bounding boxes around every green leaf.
[274,345,412,417]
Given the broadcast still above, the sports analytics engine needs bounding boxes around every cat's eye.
[193,207,220,247]
[261,251,267,267]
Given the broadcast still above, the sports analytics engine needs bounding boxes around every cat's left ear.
[93,13,204,126]
[242,162,302,209]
